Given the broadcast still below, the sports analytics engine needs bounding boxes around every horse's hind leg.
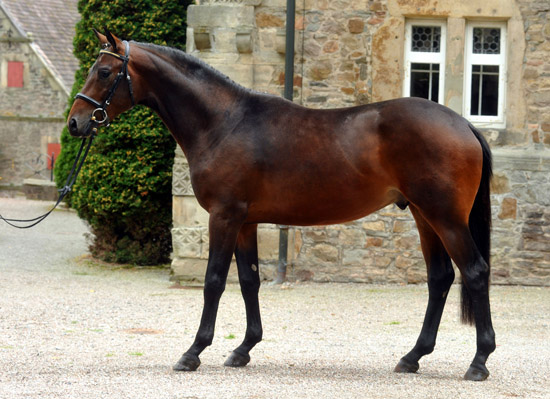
[395,206,455,374]
[224,223,263,367]
[410,203,495,380]
[434,222,495,381]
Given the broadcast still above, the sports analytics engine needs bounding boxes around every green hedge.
[55,0,193,265]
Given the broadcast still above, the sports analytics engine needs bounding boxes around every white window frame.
[464,21,507,128]
[403,19,446,105]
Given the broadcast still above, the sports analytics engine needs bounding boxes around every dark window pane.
[481,70,499,116]
[431,72,439,103]
[411,71,430,98]
[470,65,499,116]
[410,63,439,102]
[411,62,429,70]
[411,26,441,52]
[483,65,499,73]
[471,71,480,115]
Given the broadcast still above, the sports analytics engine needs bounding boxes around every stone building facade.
[172,0,550,286]
[0,0,78,188]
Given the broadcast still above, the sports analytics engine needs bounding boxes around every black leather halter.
[75,40,135,128]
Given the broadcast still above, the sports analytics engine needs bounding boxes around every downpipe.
[274,0,296,284]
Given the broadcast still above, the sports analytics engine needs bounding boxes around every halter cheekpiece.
[74,40,135,130]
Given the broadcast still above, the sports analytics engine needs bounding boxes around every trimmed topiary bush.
[55,0,193,265]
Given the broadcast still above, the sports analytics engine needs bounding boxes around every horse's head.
[68,28,137,137]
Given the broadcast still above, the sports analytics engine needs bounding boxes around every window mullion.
[477,68,483,116]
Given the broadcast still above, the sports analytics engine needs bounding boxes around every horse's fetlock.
[415,340,435,356]
[479,331,496,355]
[196,332,214,348]
[248,327,263,344]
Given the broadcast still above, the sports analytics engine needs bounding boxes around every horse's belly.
[248,184,399,226]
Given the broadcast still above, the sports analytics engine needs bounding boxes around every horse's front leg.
[173,208,245,372]
[224,223,262,367]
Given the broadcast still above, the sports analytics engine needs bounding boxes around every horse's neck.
[136,46,241,160]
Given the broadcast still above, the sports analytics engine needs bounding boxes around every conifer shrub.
[55,0,193,265]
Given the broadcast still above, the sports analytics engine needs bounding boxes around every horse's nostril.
[69,118,78,135]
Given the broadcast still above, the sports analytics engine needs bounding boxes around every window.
[7,61,24,88]
[464,22,506,127]
[404,20,446,104]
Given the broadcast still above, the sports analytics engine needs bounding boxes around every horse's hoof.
[464,364,489,381]
[224,351,250,368]
[394,358,419,373]
[173,353,201,372]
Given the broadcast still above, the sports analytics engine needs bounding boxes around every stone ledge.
[493,148,550,171]
[171,258,239,284]
[200,0,262,5]
[22,178,59,201]
[188,4,255,29]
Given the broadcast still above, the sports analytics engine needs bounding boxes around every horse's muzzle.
[68,117,96,138]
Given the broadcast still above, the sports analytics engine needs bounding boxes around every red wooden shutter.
[7,61,24,87]
[47,143,61,170]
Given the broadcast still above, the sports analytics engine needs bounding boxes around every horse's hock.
[171,0,550,287]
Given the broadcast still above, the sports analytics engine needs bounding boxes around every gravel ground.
[1,197,549,399]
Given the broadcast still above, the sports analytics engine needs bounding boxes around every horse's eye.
[99,69,111,79]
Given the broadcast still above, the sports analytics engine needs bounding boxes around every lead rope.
[0,134,95,229]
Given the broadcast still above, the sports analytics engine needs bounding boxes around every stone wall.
[0,11,67,186]
[172,0,550,286]
[0,119,65,184]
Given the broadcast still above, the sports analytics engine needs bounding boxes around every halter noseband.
[75,40,135,130]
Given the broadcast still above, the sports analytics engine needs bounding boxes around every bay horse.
[68,29,495,381]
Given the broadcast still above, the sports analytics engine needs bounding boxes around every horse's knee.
[237,264,260,292]
[204,273,227,297]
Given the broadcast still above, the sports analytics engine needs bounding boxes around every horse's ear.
[93,28,107,45]
[103,27,119,52]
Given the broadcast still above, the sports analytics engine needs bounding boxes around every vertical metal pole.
[283,0,295,101]
[51,153,55,182]
[275,226,288,284]
[274,0,295,284]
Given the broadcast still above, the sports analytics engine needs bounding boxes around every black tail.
[461,123,492,325]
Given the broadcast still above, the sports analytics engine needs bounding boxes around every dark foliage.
[55,0,193,265]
